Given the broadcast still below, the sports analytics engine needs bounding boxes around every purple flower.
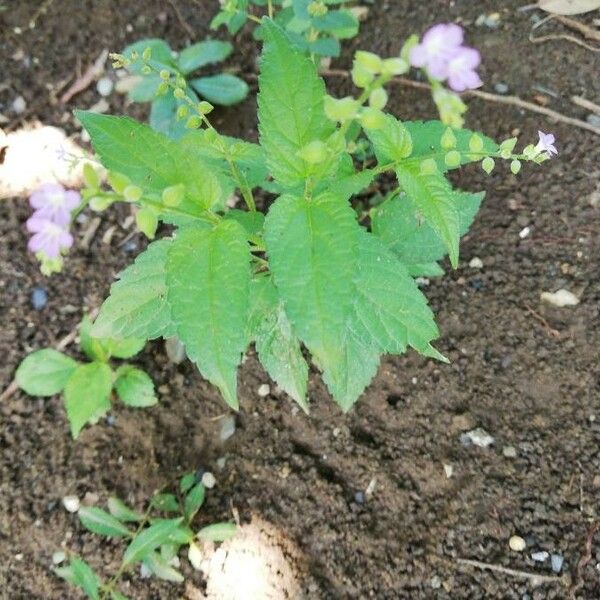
[29,183,80,227]
[26,216,74,259]
[446,47,482,92]
[409,24,464,80]
[535,131,558,156]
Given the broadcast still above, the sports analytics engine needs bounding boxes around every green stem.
[267,0,273,18]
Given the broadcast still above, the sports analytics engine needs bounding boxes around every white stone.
[96,77,113,97]
[257,383,270,397]
[202,472,216,489]
[188,542,203,570]
[52,551,66,564]
[509,535,526,552]
[531,550,549,562]
[219,415,236,442]
[468,257,484,269]
[460,428,495,448]
[443,464,454,478]
[62,495,80,513]
[165,337,186,364]
[503,445,518,458]
[540,289,580,307]
[519,226,531,239]
[12,95,27,114]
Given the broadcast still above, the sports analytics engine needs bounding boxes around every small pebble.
[503,445,518,458]
[12,95,27,114]
[219,415,236,443]
[96,77,113,97]
[468,257,483,269]
[201,471,216,489]
[31,287,48,310]
[509,535,527,552]
[15,553,23,561]
[586,114,600,128]
[52,551,66,565]
[106,415,116,426]
[519,226,531,239]
[430,575,442,589]
[354,491,365,505]
[460,428,495,448]
[551,553,564,573]
[62,495,80,513]
[443,464,453,478]
[140,563,152,578]
[216,456,227,470]
[494,83,509,94]
[469,277,484,291]
[123,239,138,253]
[540,289,579,307]
[531,551,549,562]
[165,337,186,364]
[257,383,270,397]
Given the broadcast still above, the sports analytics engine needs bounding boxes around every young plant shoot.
[72,20,558,414]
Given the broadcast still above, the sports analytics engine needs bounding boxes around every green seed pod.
[123,185,143,202]
[156,82,169,96]
[307,1,328,17]
[136,208,158,240]
[444,150,462,168]
[162,184,185,207]
[176,105,189,120]
[141,65,152,75]
[369,88,388,110]
[142,47,152,61]
[323,96,360,122]
[82,163,100,189]
[510,160,522,175]
[186,115,202,129]
[500,137,518,153]
[355,51,382,75]
[482,156,495,174]
[359,107,386,130]
[197,101,214,115]
[107,171,130,194]
[468,134,484,152]
[441,127,457,150]
[159,69,170,80]
[174,87,186,100]
[297,141,329,164]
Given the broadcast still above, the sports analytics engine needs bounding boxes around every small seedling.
[16,315,158,438]
[54,473,236,599]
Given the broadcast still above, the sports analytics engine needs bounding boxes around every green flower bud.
[468,134,484,152]
[186,115,202,129]
[197,101,214,115]
[355,51,382,75]
[162,184,185,207]
[107,171,130,194]
[297,140,329,164]
[83,163,100,189]
[130,51,139,61]
[156,82,169,96]
[136,208,158,240]
[141,65,152,75]
[351,63,374,88]
[369,88,388,110]
[510,159,522,175]
[444,150,462,168]
[173,87,186,100]
[176,105,189,120]
[420,158,438,175]
[307,1,327,17]
[123,185,143,202]
[482,156,495,174]
[323,95,360,122]
[142,47,152,61]
[381,57,408,76]
[359,107,386,130]
[159,69,171,80]
[441,127,457,150]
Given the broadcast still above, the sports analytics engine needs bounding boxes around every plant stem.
[267,0,273,18]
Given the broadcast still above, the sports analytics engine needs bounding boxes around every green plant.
[54,473,236,599]
[121,38,249,139]
[212,0,362,58]
[15,315,158,437]
[73,19,553,414]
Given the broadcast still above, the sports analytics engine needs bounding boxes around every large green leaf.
[177,40,233,74]
[352,231,444,360]
[403,120,499,172]
[249,276,309,411]
[372,191,485,266]
[75,111,223,212]
[190,74,249,106]
[114,366,157,408]
[264,192,358,392]
[257,19,334,185]
[365,114,413,164]
[92,240,175,341]
[123,518,183,567]
[15,349,77,397]
[395,166,461,268]
[167,221,251,408]
[64,362,113,438]
[78,507,132,538]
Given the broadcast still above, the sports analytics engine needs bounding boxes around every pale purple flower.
[409,23,464,80]
[446,47,482,92]
[29,183,80,227]
[26,216,73,259]
[535,131,558,156]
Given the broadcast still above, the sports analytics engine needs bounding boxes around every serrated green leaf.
[114,366,157,408]
[184,483,205,522]
[403,121,499,172]
[258,19,334,185]
[75,111,223,212]
[224,209,265,237]
[123,518,183,567]
[372,191,484,267]
[264,193,358,391]
[64,362,113,438]
[151,493,180,513]
[197,522,237,542]
[249,277,309,412]
[406,262,445,277]
[15,349,77,397]
[191,74,249,106]
[365,114,413,164]
[78,506,132,538]
[142,552,184,583]
[70,557,101,600]
[92,240,175,341]
[107,497,143,522]
[396,167,461,268]
[177,40,233,74]
[167,221,251,408]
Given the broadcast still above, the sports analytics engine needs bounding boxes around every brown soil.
[1,1,599,599]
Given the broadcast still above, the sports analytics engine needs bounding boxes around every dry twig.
[456,557,565,587]
[524,302,561,338]
[571,95,600,115]
[60,49,109,104]
[166,0,195,38]
[569,521,600,599]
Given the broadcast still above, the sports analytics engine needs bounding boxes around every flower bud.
[89,196,113,212]
[142,47,152,61]
[382,57,408,76]
[197,101,214,115]
[359,107,386,130]
[156,82,169,96]
[162,184,185,207]
[124,185,143,202]
[174,87,186,100]
[141,65,152,75]
[510,159,522,175]
[176,105,189,120]
[355,51,382,75]
[323,96,360,122]
[500,137,518,153]
[136,208,158,239]
[160,69,171,80]
[297,140,329,164]
[186,115,202,129]
[369,88,388,110]
[481,157,495,174]
[307,1,327,17]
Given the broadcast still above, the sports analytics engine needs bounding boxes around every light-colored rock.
[96,77,113,97]
[257,384,270,398]
[62,495,80,513]
[12,95,27,114]
[219,415,236,443]
[509,535,526,552]
[519,226,531,239]
[165,337,186,364]
[202,472,216,489]
[531,550,549,562]
[443,464,454,478]
[551,554,564,573]
[503,445,518,458]
[460,428,495,448]
[52,551,67,564]
[468,257,483,269]
[540,289,580,307]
